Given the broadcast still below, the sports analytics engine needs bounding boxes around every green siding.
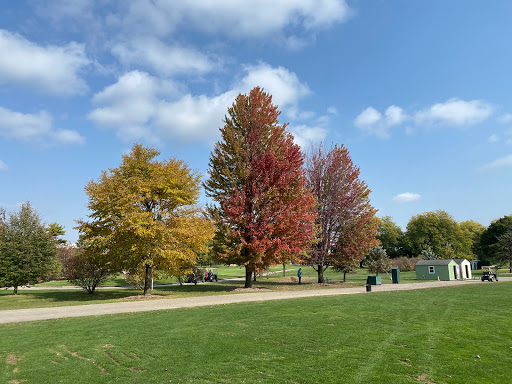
[415,261,457,281]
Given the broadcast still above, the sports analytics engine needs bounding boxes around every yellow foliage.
[76,144,214,281]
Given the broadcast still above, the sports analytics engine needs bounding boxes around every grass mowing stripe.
[1,283,512,383]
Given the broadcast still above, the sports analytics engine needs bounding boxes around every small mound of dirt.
[123,294,165,300]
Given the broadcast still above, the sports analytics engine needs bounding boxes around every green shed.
[415,259,458,281]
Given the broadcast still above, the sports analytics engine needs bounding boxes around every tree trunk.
[253,271,257,282]
[245,265,253,288]
[144,263,152,295]
[13,285,18,295]
[509,259,511,273]
[317,265,325,283]
[283,263,286,277]
[343,271,347,282]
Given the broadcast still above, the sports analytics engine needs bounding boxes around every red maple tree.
[305,144,379,283]
[205,87,316,288]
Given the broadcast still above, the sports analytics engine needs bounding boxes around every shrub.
[62,248,115,294]
[393,257,420,271]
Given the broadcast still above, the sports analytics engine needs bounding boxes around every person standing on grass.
[298,268,302,284]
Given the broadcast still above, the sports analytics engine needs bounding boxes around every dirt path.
[3,278,509,324]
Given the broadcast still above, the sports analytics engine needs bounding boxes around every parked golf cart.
[481,265,498,282]
[185,267,207,285]
[204,268,218,282]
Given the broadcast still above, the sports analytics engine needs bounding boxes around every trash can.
[392,267,400,284]
[366,284,372,292]
[367,276,382,285]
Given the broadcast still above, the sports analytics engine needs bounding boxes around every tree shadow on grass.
[0,289,143,306]
[154,283,238,293]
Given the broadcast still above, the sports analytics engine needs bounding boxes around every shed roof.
[415,259,455,266]
[453,258,469,264]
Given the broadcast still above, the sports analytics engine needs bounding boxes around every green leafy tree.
[492,231,512,272]
[0,202,58,294]
[366,246,392,276]
[438,243,457,259]
[377,216,404,258]
[47,222,66,245]
[333,261,358,282]
[478,215,512,266]
[403,210,472,259]
[460,220,486,257]
[205,87,316,288]
[76,144,214,295]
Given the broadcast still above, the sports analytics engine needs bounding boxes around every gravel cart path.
[3,278,510,324]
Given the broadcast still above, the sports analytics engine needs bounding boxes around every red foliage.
[305,144,379,281]
[207,87,316,285]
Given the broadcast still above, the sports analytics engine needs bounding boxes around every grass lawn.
[33,265,286,287]
[1,282,512,383]
[1,267,425,311]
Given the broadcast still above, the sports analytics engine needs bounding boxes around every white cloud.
[89,64,312,145]
[154,91,239,144]
[355,107,382,127]
[498,113,512,123]
[0,106,85,145]
[327,106,338,115]
[35,0,93,20]
[354,105,406,139]
[386,105,407,126]
[111,37,218,76]
[415,98,493,126]
[114,0,351,39]
[238,63,311,117]
[185,0,350,36]
[281,35,312,51]
[0,29,89,95]
[289,124,328,148]
[53,130,86,145]
[356,98,493,138]
[478,154,512,171]
[488,134,499,143]
[0,160,7,171]
[392,192,421,203]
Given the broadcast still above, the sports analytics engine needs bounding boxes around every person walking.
[298,268,302,284]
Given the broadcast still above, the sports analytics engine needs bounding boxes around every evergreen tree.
[366,246,392,276]
[420,247,437,260]
[0,202,58,294]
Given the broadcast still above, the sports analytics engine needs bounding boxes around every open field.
[1,282,512,383]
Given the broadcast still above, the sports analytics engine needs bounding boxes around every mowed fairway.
[2,283,511,384]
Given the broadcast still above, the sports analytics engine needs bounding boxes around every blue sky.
[1,0,511,243]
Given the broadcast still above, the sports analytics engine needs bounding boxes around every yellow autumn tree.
[76,143,214,295]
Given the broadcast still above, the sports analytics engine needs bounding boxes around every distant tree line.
[377,212,512,271]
